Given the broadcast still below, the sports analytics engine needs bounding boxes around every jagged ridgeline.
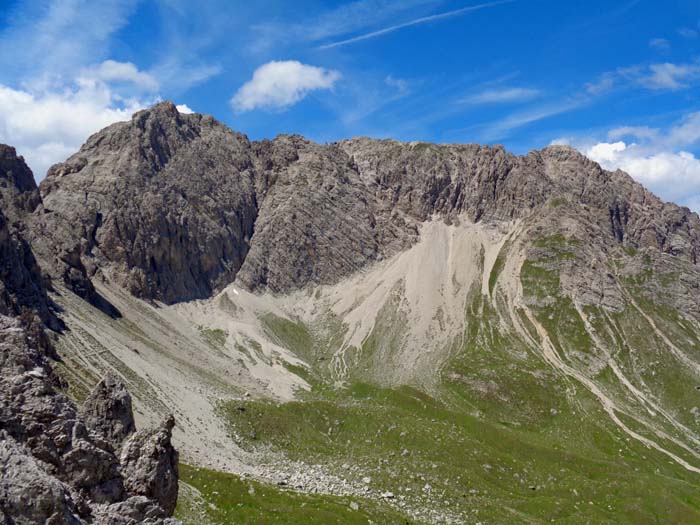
[2,101,700,524]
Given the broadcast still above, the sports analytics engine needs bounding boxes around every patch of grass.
[176,464,415,524]
[539,298,593,357]
[218,367,700,524]
[488,245,508,296]
[549,196,568,208]
[622,245,638,257]
[521,260,560,299]
[532,234,580,260]
[200,327,228,348]
[260,313,313,356]
[218,292,240,315]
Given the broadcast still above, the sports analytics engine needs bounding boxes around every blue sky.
[1,0,699,209]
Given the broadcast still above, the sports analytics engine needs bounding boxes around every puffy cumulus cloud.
[0,81,151,179]
[231,60,341,112]
[0,59,195,180]
[578,112,700,211]
[176,104,194,114]
[588,144,700,205]
[587,141,627,163]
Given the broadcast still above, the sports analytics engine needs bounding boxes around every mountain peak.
[132,99,180,120]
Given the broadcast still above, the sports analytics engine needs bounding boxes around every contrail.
[319,0,515,50]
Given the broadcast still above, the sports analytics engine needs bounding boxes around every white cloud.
[667,112,700,146]
[585,72,616,95]
[0,79,153,180]
[149,58,222,93]
[576,112,700,211]
[587,145,700,209]
[79,60,159,91]
[549,137,571,146]
[176,104,194,114]
[608,125,659,141]
[0,1,221,97]
[587,141,627,163]
[460,87,540,105]
[231,61,341,112]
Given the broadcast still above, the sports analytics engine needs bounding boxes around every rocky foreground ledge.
[0,314,178,524]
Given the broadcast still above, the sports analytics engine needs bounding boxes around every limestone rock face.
[38,101,262,304]
[0,209,58,327]
[80,374,136,445]
[234,136,416,293]
[0,433,83,525]
[30,103,699,304]
[0,135,179,525]
[0,145,41,222]
[120,415,179,515]
[0,313,178,523]
[0,143,105,318]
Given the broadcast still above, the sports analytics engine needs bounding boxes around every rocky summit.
[3,102,700,524]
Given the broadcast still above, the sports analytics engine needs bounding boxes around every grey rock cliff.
[38,101,262,304]
[0,143,112,318]
[80,374,136,445]
[0,311,178,523]
[0,209,59,328]
[120,415,179,515]
[0,145,41,222]
[29,104,699,304]
[0,152,179,522]
[0,146,59,328]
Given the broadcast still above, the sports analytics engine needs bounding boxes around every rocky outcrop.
[0,143,110,319]
[0,145,41,223]
[0,314,178,524]
[37,101,262,304]
[30,103,699,303]
[120,415,178,515]
[80,375,136,445]
[0,433,83,525]
[340,140,700,262]
[0,140,178,523]
[0,209,59,328]
[0,146,59,327]
[234,136,416,292]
